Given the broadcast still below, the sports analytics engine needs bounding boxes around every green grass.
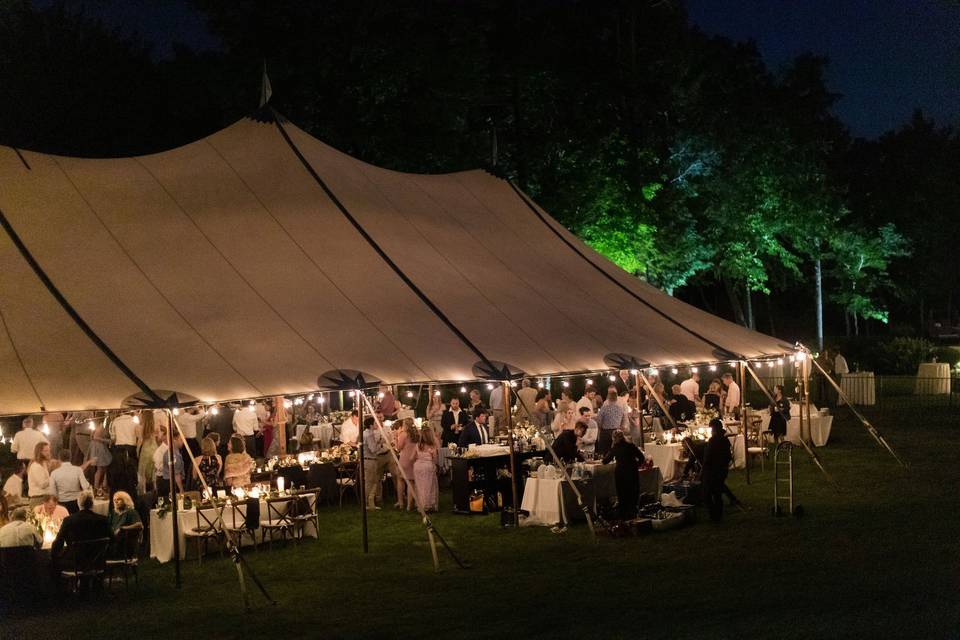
[5,410,960,640]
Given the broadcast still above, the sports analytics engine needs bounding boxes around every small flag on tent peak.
[259,62,273,108]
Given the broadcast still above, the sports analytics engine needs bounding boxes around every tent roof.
[0,115,793,414]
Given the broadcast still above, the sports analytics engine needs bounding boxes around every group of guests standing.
[360,416,439,513]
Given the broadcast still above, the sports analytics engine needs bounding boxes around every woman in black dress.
[703,380,723,411]
[602,431,644,520]
[768,385,790,442]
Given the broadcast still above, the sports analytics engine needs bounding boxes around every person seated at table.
[577,407,599,455]
[440,398,469,446]
[702,419,733,522]
[34,494,69,527]
[107,491,141,533]
[768,384,790,443]
[298,430,316,452]
[0,507,41,549]
[195,436,223,490]
[458,407,493,447]
[2,462,27,507]
[339,410,360,446]
[51,492,113,556]
[668,385,696,423]
[602,431,643,520]
[223,435,255,489]
[550,403,577,436]
[553,422,586,464]
[703,380,723,412]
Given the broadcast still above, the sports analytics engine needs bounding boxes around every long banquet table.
[149,493,318,563]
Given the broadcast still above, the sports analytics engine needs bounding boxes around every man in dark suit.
[51,492,113,557]
[458,407,492,447]
[441,397,469,445]
[552,422,586,464]
[668,385,696,423]
[51,491,114,595]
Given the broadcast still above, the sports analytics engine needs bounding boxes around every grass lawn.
[5,409,960,640]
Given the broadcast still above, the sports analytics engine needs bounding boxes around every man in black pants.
[702,420,733,521]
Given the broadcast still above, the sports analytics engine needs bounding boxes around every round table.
[915,362,951,395]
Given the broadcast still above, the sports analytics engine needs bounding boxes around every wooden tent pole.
[357,393,368,553]
[503,381,519,527]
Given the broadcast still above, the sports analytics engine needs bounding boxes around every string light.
[378,392,385,399]
[317,396,325,404]
[460,386,467,393]
[691,367,698,373]
[294,397,304,405]
[41,422,50,435]
[87,420,95,431]
[283,399,293,409]
[172,408,180,416]
[776,358,784,365]
[629,369,639,375]
[406,391,414,398]
[585,379,593,386]
[561,381,570,388]
[249,400,256,406]
[767,361,774,368]
[434,390,441,396]
[132,414,140,425]
[671,368,678,375]
[510,381,517,387]
[608,375,616,382]
[537,381,544,388]
[709,365,717,372]
[210,405,219,415]
[486,383,494,390]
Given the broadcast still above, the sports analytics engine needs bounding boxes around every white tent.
[0,113,793,414]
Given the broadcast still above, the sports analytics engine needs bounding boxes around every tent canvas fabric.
[0,114,792,414]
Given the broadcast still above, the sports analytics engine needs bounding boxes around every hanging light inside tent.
[777,358,784,365]
[537,381,545,388]
[88,420,95,431]
[691,367,698,373]
[307,394,314,400]
[460,386,467,394]
[378,392,385,399]
[41,422,50,435]
[434,390,441,396]
[510,380,517,387]
[709,364,717,372]
[562,380,570,388]
[284,399,293,409]
[132,414,140,425]
[172,408,180,416]
[317,396,325,404]
[586,379,593,386]
[406,391,414,398]
[608,375,616,382]
[486,383,494,390]
[671,368,678,375]
[629,369,638,375]
[767,361,774,368]
[211,405,220,415]
[294,397,304,405]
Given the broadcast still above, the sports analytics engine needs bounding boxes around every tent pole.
[805,349,906,467]
[277,396,287,456]
[359,393,468,570]
[503,381,519,528]
[744,362,836,487]
[739,362,750,485]
[357,393,369,553]
[635,375,645,448]
[165,410,181,589]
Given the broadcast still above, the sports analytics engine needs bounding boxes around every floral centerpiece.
[318,444,357,463]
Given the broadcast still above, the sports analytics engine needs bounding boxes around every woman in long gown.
[397,420,420,511]
[413,427,439,512]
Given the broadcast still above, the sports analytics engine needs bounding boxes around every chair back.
[264,496,295,527]
[63,537,110,575]
[291,491,318,518]
[116,523,144,561]
[194,504,222,532]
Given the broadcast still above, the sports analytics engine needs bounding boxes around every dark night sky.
[36,0,960,139]
[686,0,960,137]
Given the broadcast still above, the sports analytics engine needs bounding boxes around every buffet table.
[915,362,951,395]
[149,493,318,563]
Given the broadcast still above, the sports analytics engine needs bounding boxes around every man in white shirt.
[112,413,141,461]
[361,417,388,510]
[576,407,599,454]
[3,464,26,506]
[488,383,506,435]
[339,410,360,446]
[49,450,91,513]
[176,407,206,459]
[834,350,849,377]
[576,389,598,414]
[0,508,41,549]
[11,417,48,461]
[722,372,741,417]
[233,404,260,458]
[153,434,168,481]
[680,372,701,403]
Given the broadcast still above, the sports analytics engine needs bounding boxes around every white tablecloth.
[520,477,565,526]
[915,363,951,395]
[763,411,833,447]
[839,372,876,405]
[643,443,683,481]
[437,447,454,473]
[295,423,334,448]
[149,494,317,563]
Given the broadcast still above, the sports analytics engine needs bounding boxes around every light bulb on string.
[87,420,95,431]
[648,368,656,376]
[537,381,544,389]
[172,408,180,416]
[378,392,385,399]
[767,361,774,368]
[562,380,570,388]
[777,358,784,365]
[132,414,140,425]
[691,367,698,373]
[608,375,616,382]
[318,396,325,404]
[585,379,593,386]
[459,386,467,394]
[41,422,50,435]
[709,365,717,372]
[294,397,303,405]
[283,399,293,409]
[406,391,414,398]
[210,405,219,415]
[307,394,314,400]
[629,369,638,375]
[486,383,493,390]
[671,368,678,375]
[434,390,441,396]
[510,380,517,387]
